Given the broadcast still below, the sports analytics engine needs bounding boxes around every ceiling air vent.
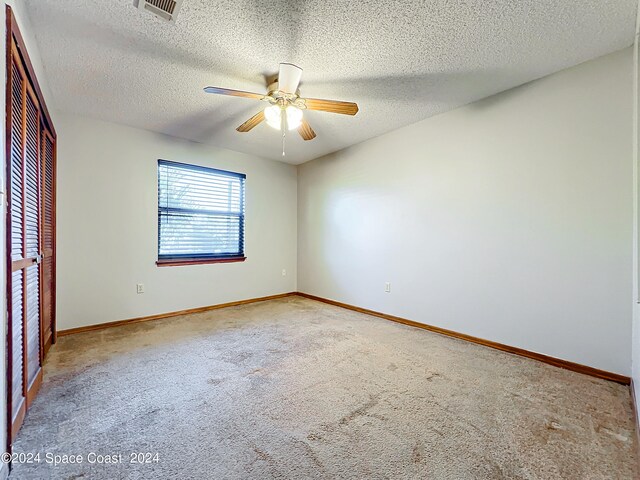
[133,0,184,23]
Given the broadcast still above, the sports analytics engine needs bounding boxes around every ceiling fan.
[204,63,359,156]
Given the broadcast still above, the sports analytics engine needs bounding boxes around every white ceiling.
[23,0,637,165]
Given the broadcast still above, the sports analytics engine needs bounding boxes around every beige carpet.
[9,296,638,479]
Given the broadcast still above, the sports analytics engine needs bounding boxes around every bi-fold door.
[40,129,55,354]
[6,6,57,444]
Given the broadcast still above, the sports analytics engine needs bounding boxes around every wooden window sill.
[156,257,246,267]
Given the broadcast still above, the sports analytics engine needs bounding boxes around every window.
[157,160,246,266]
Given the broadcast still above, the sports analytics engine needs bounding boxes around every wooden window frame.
[156,256,246,267]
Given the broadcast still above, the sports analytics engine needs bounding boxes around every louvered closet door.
[9,55,26,433]
[6,7,57,443]
[24,89,41,388]
[40,129,55,355]
[7,43,43,440]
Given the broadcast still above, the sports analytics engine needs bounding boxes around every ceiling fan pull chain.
[281,104,287,156]
[282,130,286,157]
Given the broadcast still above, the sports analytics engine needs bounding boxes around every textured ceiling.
[23,0,637,164]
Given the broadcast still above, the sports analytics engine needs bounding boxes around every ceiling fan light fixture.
[264,105,281,130]
[286,106,303,130]
[264,105,303,131]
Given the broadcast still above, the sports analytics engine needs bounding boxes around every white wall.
[298,48,634,376]
[632,5,640,415]
[56,113,297,330]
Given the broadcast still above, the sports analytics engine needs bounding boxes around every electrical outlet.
[385,282,391,293]
[282,269,287,276]
[136,283,144,294]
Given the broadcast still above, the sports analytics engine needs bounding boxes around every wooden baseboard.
[57,292,297,336]
[296,292,631,385]
[56,290,630,386]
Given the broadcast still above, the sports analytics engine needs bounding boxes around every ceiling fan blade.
[236,110,265,132]
[278,63,303,94]
[298,118,316,141]
[303,98,359,115]
[204,86,265,100]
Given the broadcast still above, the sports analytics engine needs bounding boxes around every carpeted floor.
[9,296,638,479]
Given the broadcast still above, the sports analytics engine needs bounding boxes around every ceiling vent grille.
[133,0,184,23]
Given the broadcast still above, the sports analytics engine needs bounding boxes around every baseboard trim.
[56,290,631,385]
[296,292,631,385]
[57,292,298,336]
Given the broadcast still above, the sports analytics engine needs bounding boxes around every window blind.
[158,160,245,261]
